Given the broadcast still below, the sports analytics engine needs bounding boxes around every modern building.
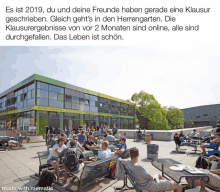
[0,74,135,136]
[181,104,220,128]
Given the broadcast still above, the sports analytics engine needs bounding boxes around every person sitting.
[49,134,56,141]
[174,133,191,148]
[47,137,67,176]
[87,132,93,140]
[66,136,85,152]
[114,136,127,155]
[92,141,113,162]
[8,130,21,147]
[58,139,85,184]
[106,130,115,145]
[190,129,200,138]
[93,136,99,145]
[114,130,122,139]
[201,133,220,155]
[103,131,110,141]
[93,131,98,138]
[120,148,182,192]
[187,154,220,191]
[68,131,75,140]
[83,135,100,150]
[78,130,86,144]
[179,131,186,140]
[136,128,142,140]
[60,130,67,138]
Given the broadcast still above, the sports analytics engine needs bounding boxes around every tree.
[131,91,156,112]
[143,101,171,130]
[188,119,194,128]
[165,106,184,129]
[216,117,220,125]
[131,91,156,129]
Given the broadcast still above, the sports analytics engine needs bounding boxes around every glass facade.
[0,78,135,134]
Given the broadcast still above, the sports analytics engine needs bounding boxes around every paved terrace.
[0,139,215,192]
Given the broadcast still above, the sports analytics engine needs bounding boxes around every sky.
[0,46,220,110]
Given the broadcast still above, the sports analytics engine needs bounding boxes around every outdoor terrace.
[0,139,216,192]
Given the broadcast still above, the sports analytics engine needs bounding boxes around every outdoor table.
[83,150,94,160]
[190,139,201,154]
[90,148,101,156]
[152,158,209,188]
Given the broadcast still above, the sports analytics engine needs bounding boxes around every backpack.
[36,170,53,188]
[64,148,79,172]
[195,155,212,169]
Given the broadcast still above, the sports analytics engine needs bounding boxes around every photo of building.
[0,74,135,136]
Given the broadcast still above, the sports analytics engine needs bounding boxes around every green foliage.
[165,106,184,129]
[188,119,194,125]
[131,91,184,130]
[216,117,220,125]
[143,101,171,130]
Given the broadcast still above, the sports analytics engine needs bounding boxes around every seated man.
[93,131,98,138]
[190,129,200,137]
[114,136,127,155]
[187,154,220,191]
[93,141,113,162]
[179,131,187,141]
[201,133,220,155]
[114,130,122,139]
[60,130,67,138]
[83,135,100,150]
[78,130,86,144]
[58,139,85,184]
[66,136,85,151]
[68,131,75,140]
[120,148,182,192]
[136,128,142,140]
[47,137,67,175]
[106,130,115,145]
[8,130,21,147]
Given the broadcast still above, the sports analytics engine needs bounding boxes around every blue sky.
[0,46,220,109]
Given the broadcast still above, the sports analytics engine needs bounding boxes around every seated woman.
[187,154,220,191]
[120,148,182,192]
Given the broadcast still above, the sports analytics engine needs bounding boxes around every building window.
[203,114,208,116]
[85,99,89,105]
[196,116,201,118]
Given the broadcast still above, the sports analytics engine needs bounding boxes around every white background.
[0,1,220,109]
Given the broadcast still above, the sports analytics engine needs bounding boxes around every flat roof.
[0,74,135,106]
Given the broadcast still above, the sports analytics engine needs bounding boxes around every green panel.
[85,89,99,96]
[32,90,35,98]
[14,82,23,90]
[80,119,84,125]
[34,74,66,87]
[36,117,48,138]
[58,94,64,102]
[117,115,135,119]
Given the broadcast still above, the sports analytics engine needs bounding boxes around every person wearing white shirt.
[114,130,122,139]
[68,131,75,140]
[97,141,113,160]
[47,137,67,174]
[190,129,199,137]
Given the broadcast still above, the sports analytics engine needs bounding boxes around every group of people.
[173,126,220,191]
[2,130,30,148]
[46,124,125,184]
[45,123,119,143]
